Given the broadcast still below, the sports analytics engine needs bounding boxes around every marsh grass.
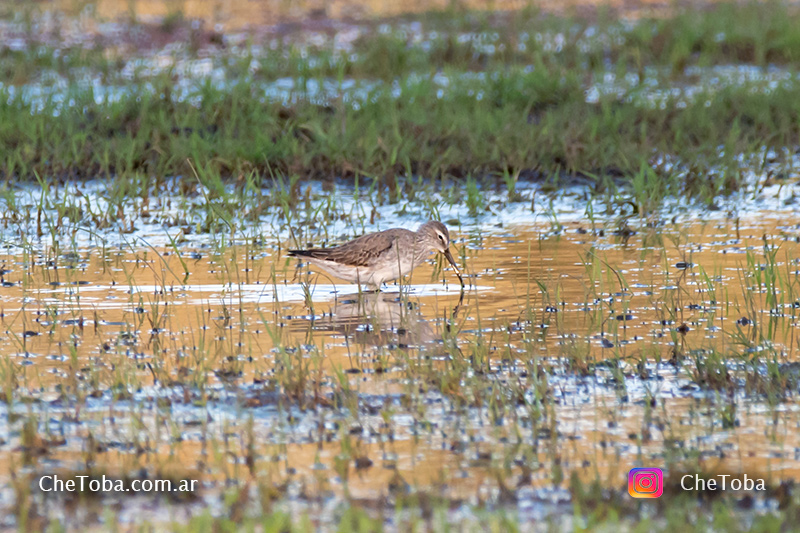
[1,3,800,208]
[4,74,795,198]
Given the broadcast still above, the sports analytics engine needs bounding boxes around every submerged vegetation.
[2,0,800,531]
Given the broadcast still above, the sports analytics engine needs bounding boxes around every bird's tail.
[288,249,327,258]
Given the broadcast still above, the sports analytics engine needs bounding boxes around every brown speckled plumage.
[288,221,463,289]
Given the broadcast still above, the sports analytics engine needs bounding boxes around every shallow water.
[3,184,800,525]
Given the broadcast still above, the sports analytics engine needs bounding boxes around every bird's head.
[418,220,463,285]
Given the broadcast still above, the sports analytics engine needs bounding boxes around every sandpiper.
[288,221,464,290]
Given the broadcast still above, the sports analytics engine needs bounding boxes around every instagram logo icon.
[628,468,663,498]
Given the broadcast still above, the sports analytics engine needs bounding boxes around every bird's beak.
[443,248,464,286]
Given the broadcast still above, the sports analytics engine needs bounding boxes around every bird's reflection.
[311,290,464,351]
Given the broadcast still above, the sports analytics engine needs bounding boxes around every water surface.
[2,193,800,525]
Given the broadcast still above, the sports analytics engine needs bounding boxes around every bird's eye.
[438,234,445,241]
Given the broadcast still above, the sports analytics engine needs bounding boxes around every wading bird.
[288,220,464,290]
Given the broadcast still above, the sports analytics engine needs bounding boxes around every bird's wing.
[289,229,402,267]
